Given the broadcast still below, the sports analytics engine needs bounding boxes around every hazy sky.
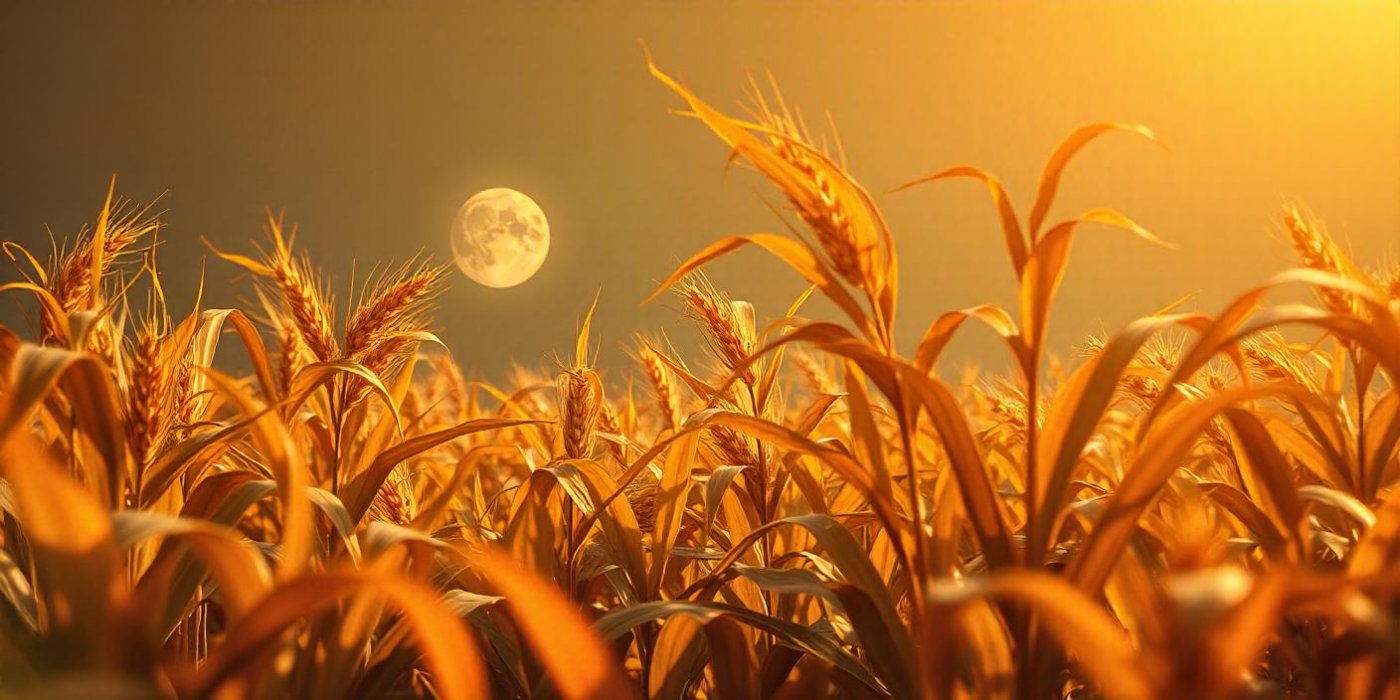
[2,1,1397,381]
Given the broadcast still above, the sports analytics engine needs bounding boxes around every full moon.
[450,188,550,288]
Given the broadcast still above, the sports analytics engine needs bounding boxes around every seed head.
[678,275,756,384]
[557,368,602,460]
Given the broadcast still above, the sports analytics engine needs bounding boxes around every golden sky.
[2,1,1396,377]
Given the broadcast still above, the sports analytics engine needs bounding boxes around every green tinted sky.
[2,1,1397,379]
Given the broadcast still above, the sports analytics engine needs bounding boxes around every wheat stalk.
[345,262,445,356]
[983,383,1030,434]
[678,275,756,384]
[339,261,446,406]
[428,352,469,419]
[749,81,872,288]
[635,337,682,430]
[624,475,658,533]
[1282,203,1363,318]
[709,395,760,468]
[49,200,158,312]
[124,329,168,470]
[40,200,159,347]
[793,350,837,395]
[557,368,601,460]
[272,255,340,362]
[596,399,628,464]
[348,332,420,405]
[1241,334,1315,390]
[275,315,307,395]
[1121,373,1164,408]
[165,351,200,446]
[366,466,418,526]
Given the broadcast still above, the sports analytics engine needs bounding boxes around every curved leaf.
[896,165,1027,276]
[1026,122,1159,240]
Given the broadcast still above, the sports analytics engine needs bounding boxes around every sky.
[1,1,1397,381]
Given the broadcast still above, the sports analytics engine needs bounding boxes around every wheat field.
[0,58,1397,699]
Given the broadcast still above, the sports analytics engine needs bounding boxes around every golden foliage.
[0,58,1396,699]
